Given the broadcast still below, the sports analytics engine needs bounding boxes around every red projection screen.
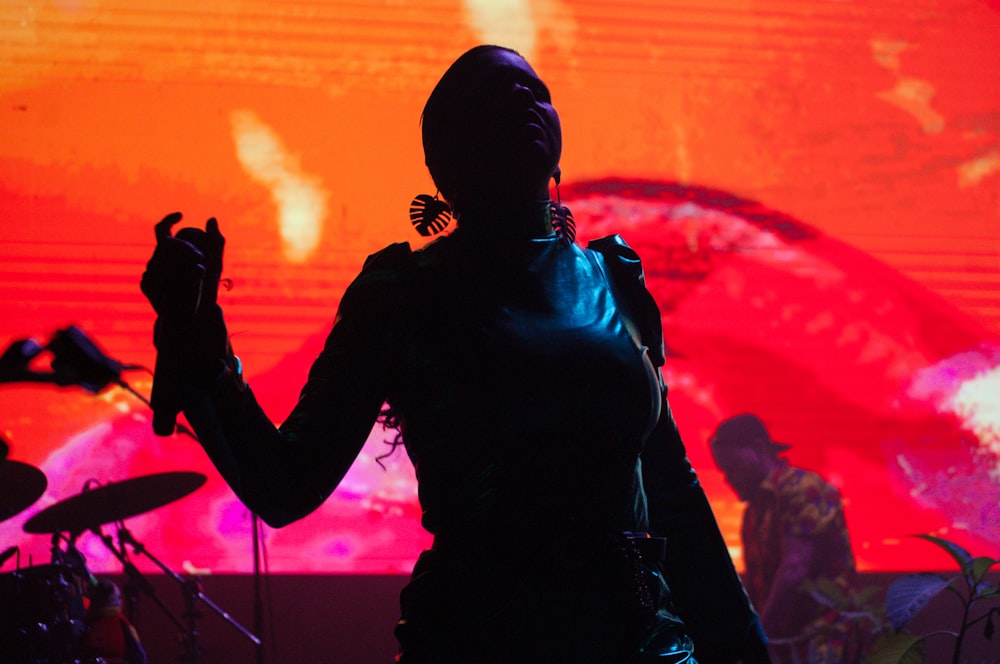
[1,1,998,575]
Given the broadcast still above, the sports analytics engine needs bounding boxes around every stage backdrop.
[1,0,998,575]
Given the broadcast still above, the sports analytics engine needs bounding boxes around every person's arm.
[758,534,819,637]
[760,470,848,639]
[181,244,411,527]
[641,402,769,664]
[142,214,410,527]
[588,234,768,663]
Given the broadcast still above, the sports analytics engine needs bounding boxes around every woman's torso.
[386,230,661,546]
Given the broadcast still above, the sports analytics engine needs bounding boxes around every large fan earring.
[550,169,576,245]
[409,192,453,237]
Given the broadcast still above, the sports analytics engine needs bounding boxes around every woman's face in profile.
[426,47,562,201]
[474,49,562,183]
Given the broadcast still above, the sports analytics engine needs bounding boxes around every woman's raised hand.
[140,212,225,323]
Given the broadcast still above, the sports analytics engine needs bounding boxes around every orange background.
[1,0,998,574]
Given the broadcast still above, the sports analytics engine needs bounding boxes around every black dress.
[179,223,764,663]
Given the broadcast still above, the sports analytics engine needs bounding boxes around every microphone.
[150,319,184,436]
[47,326,123,393]
[149,225,214,437]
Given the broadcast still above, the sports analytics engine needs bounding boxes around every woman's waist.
[429,523,667,568]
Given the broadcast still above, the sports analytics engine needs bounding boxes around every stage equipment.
[1,460,47,525]
[23,472,260,663]
[23,472,206,537]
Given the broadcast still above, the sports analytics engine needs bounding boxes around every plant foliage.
[867,534,999,664]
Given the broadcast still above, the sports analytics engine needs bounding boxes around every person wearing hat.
[709,414,857,663]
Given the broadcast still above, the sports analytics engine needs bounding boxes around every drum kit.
[1,460,259,663]
[0,329,262,662]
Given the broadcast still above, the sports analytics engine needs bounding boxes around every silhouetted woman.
[141,45,769,663]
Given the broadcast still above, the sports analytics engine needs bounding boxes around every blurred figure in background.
[83,579,146,664]
[709,414,858,663]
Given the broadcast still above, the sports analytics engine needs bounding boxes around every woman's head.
[422,45,562,214]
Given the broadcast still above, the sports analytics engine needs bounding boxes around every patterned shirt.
[741,462,855,616]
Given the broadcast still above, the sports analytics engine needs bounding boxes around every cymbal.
[23,471,207,534]
[0,460,47,523]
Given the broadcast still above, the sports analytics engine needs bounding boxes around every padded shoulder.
[587,234,637,256]
[336,242,415,320]
[361,241,414,272]
[587,235,665,367]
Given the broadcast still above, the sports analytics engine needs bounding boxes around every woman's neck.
[455,199,554,239]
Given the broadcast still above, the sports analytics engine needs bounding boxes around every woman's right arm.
[142,214,409,527]
[184,244,408,527]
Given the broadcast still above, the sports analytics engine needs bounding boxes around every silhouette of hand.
[140,212,225,322]
[176,215,225,308]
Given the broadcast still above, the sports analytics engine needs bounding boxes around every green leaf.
[914,534,972,572]
[970,556,999,587]
[866,633,926,664]
[885,574,954,631]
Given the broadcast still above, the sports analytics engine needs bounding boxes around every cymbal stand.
[91,526,187,636]
[252,512,266,664]
[115,526,261,663]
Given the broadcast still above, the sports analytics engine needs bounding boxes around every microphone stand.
[91,528,186,636]
[2,332,270,660]
[115,526,261,663]
[252,513,266,664]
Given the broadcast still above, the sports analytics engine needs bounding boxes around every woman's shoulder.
[353,235,462,291]
[339,242,414,308]
[361,241,415,273]
[585,234,642,266]
[584,234,665,365]
[584,234,649,293]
